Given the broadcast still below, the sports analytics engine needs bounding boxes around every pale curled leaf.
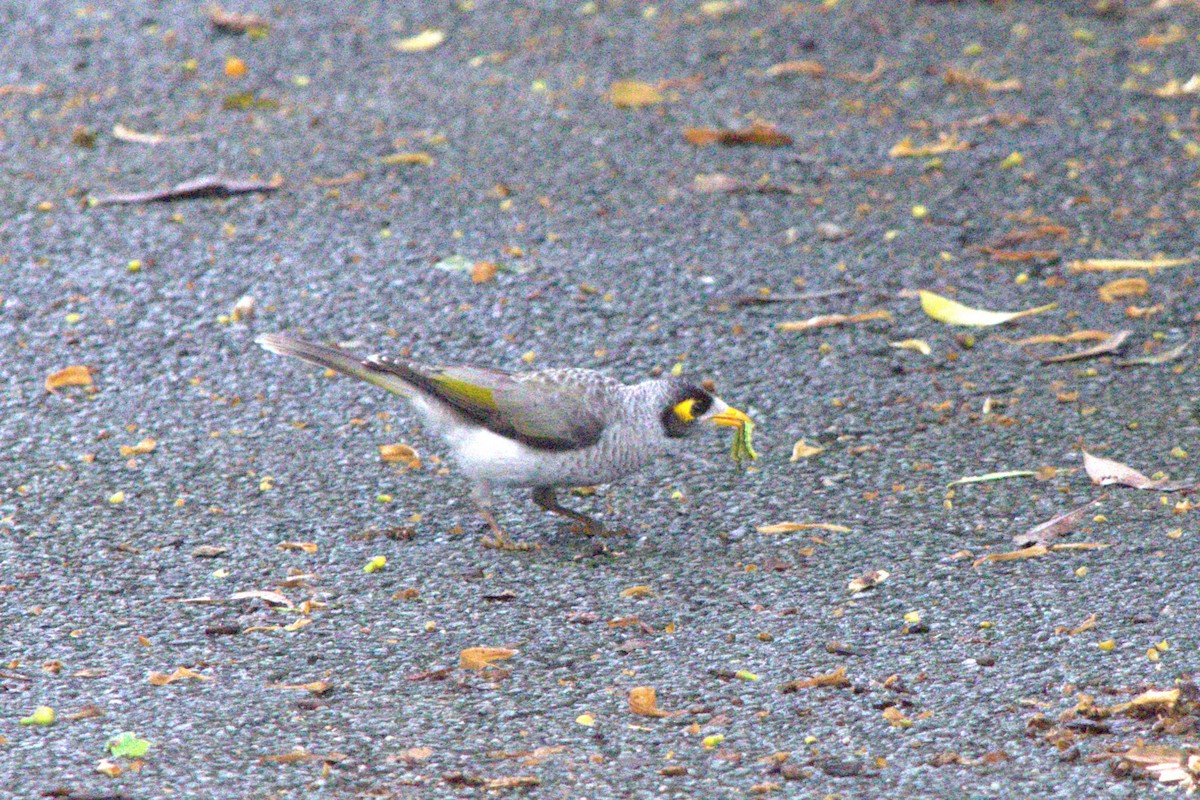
[1039,330,1131,363]
[1083,451,1191,491]
[378,443,420,467]
[756,521,849,534]
[1097,277,1148,303]
[777,309,891,331]
[393,29,445,53]
[91,174,282,206]
[789,439,824,460]
[1013,496,1106,547]
[847,569,889,593]
[919,291,1056,327]
[889,338,931,355]
[1116,339,1193,367]
[972,545,1050,567]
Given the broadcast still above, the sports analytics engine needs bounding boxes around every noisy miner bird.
[256,332,753,549]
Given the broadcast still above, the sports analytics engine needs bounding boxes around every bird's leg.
[471,484,535,551]
[532,487,606,535]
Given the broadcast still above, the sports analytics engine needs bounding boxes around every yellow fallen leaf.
[889,339,931,355]
[20,705,56,725]
[1069,257,1192,272]
[45,365,95,392]
[460,646,518,670]
[629,686,671,717]
[756,521,849,534]
[1097,277,1148,303]
[919,290,1056,326]
[789,439,824,460]
[119,438,157,457]
[393,29,445,53]
[363,555,387,573]
[607,80,663,108]
[283,618,310,632]
[378,443,421,467]
[889,134,969,158]
[777,309,891,331]
[379,151,433,166]
[148,667,212,685]
[575,713,595,727]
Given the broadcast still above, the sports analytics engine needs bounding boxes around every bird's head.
[658,379,752,439]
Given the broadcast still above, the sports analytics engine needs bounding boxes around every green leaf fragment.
[20,706,55,725]
[108,732,151,758]
[731,419,758,463]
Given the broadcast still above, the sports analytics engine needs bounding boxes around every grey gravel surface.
[3,1,1200,798]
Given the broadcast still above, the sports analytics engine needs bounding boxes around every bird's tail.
[255,332,414,397]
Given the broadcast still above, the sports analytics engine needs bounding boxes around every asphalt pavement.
[2,0,1199,798]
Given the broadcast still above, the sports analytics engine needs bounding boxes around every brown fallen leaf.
[987,249,1059,262]
[260,747,347,764]
[944,69,1022,93]
[777,309,891,332]
[847,569,889,593]
[882,706,913,728]
[607,81,663,108]
[390,746,434,764]
[1098,277,1149,303]
[683,122,793,147]
[277,541,318,554]
[65,704,105,721]
[765,59,825,78]
[459,647,518,670]
[1040,330,1131,363]
[1009,331,1111,346]
[471,261,499,284]
[780,666,850,692]
[148,667,212,685]
[629,686,672,717]
[1054,612,1097,635]
[119,438,157,457]
[620,585,655,598]
[972,545,1049,567]
[1083,451,1191,491]
[45,365,95,392]
[206,5,269,34]
[379,443,421,468]
[484,776,540,790]
[91,174,283,206]
[1013,496,1106,547]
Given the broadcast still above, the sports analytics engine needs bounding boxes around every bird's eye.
[672,398,697,422]
[692,393,712,416]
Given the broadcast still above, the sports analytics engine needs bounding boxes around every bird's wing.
[365,358,607,451]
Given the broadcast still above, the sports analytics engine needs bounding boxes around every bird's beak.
[708,404,752,428]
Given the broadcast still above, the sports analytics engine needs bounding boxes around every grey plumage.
[256,332,751,548]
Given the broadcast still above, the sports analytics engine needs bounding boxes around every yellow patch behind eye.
[673,398,697,422]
